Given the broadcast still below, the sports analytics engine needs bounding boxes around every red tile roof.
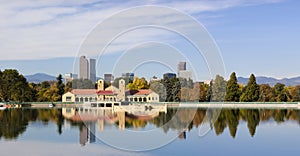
[126,89,152,95]
[71,89,97,95]
[97,90,116,95]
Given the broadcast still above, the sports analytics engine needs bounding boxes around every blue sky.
[0,0,299,80]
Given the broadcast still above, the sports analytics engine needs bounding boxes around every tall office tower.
[104,74,114,83]
[178,70,193,80]
[79,56,89,80]
[122,73,134,81]
[177,61,186,72]
[177,61,193,80]
[89,58,96,82]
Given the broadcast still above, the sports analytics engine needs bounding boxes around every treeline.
[0,69,67,102]
[150,108,300,138]
[1,69,300,103]
[0,109,64,140]
[124,72,300,102]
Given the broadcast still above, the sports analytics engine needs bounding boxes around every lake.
[1,107,300,156]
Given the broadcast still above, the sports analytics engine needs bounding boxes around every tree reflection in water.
[1,108,300,140]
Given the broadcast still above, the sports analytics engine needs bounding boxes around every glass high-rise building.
[79,56,96,82]
[89,58,96,82]
[177,61,186,71]
[79,56,89,80]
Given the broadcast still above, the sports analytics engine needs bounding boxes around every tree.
[292,86,300,101]
[127,76,149,90]
[240,74,260,102]
[225,72,240,102]
[211,75,226,102]
[56,74,65,101]
[273,83,289,102]
[43,84,61,102]
[259,84,275,102]
[0,69,35,102]
[149,81,167,102]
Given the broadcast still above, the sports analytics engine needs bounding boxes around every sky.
[0,0,299,80]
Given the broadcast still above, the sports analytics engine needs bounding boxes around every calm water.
[1,107,300,156]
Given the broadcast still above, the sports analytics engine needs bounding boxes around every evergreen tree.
[225,72,240,102]
[56,74,65,101]
[240,74,260,102]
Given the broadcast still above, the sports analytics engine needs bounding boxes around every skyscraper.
[122,73,134,81]
[104,74,114,83]
[89,58,96,82]
[79,56,89,80]
[79,56,96,82]
[177,61,193,80]
[177,61,186,71]
[178,70,192,80]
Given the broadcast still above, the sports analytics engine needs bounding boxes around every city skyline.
[0,1,300,80]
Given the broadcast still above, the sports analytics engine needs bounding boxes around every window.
[66,96,72,101]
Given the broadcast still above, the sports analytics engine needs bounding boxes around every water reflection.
[1,107,300,143]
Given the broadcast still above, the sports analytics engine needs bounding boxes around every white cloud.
[0,0,286,60]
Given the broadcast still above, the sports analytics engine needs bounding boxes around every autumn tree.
[259,84,275,102]
[127,76,149,90]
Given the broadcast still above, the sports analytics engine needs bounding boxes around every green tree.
[273,83,289,102]
[225,72,240,102]
[240,74,260,102]
[211,75,226,102]
[56,74,65,101]
[43,84,61,102]
[0,69,35,102]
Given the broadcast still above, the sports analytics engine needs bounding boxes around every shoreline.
[2,102,300,109]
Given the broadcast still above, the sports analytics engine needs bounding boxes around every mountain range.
[25,73,56,83]
[238,76,300,86]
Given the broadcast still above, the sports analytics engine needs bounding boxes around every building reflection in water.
[62,104,167,145]
[79,122,96,146]
[178,131,187,140]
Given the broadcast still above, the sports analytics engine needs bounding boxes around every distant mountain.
[25,73,56,83]
[238,76,300,86]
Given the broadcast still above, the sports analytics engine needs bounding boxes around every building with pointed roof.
[62,79,159,103]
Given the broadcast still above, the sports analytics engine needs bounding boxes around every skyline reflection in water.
[1,107,300,155]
